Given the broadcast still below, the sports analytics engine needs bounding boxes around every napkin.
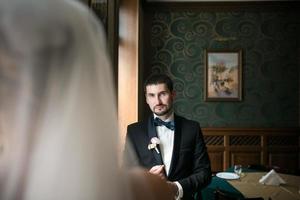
[259,169,286,186]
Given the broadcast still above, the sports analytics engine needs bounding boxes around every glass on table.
[234,165,243,177]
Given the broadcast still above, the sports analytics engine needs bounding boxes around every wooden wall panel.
[269,152,298,174]
[209,151,224,173]
[118,0,140,153]
[230,152,261,167]
[203,128,300,174]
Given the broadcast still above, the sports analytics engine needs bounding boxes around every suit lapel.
[168,115,182,178]
[147,116,164,165]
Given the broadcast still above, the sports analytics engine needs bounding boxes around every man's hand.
[149,165,166,180]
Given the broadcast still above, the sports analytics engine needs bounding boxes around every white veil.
[0,0,128,199]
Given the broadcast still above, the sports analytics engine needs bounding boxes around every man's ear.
[145,94,149,104]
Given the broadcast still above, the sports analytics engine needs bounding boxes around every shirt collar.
[153,112,174,122]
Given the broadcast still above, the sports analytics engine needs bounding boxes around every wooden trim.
[224,134,230,170]
[142,1,300,12]
[203,127,299,135]
[261,135,267,165]
[108,0,119,93]
[203,127,300,173]
[118,0,140,152]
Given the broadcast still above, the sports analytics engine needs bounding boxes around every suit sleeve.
[178,125,212,196]
[123,125,140,168]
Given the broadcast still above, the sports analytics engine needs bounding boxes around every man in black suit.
[124,74,211,200]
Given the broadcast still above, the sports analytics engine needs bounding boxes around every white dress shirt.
[154,113,183,199]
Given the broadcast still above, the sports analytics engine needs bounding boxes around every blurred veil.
[0,0,129,199]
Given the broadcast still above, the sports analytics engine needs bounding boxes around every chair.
[214,188,265,200]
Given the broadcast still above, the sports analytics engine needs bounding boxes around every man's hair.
[144,74,173,92]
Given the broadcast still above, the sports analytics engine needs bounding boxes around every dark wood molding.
[202,127,300,174]
[108,0,119,96]
[118,0,140,143]
[202,127,300,135]
[142,1,300,12]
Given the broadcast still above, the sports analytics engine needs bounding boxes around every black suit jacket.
[124,114,211,200]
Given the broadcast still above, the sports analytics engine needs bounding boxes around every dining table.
[227,172,300,200]
[200,168,300,200]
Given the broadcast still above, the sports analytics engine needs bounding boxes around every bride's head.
[0,0,123,199]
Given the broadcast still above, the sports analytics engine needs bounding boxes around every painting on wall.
[204,49,242,101]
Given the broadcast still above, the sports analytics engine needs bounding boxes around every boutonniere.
[148,137,160,154]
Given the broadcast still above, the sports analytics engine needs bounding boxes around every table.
[228,172,300,200]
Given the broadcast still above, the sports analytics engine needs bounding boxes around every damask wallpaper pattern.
[143,7,299,127]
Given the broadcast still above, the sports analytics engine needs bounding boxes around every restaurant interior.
[85,0,300,199]
[84,0,300,199]
[27,0,300,199]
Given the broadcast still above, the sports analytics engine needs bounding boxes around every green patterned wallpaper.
[142,7,299,127]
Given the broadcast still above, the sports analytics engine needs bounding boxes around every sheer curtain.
[0,0,130,199]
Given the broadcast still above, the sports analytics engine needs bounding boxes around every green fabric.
[200,166,262,199]
[200,176,244,200]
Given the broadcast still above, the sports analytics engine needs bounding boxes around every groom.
[124,74,211,200]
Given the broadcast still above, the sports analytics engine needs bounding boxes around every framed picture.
[204,49,242,101]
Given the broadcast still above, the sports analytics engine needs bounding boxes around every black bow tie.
[153,117,175,131]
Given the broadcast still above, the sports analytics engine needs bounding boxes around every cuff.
[174,181,183,200]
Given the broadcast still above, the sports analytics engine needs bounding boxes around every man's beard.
[153,105,173,116]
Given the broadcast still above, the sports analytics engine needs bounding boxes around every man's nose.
[155,96,162,104]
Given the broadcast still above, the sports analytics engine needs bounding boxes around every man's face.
[145,83,175,118]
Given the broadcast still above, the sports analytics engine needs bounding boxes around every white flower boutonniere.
[148,137,160,154]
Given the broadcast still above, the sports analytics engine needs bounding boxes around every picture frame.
[204,49,242,101]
